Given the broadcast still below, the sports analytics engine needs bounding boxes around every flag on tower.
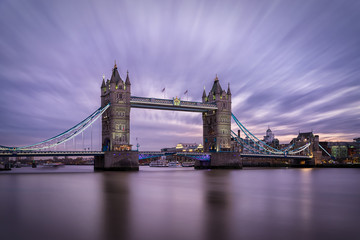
[184,90,188,95]
[161,88,165,92]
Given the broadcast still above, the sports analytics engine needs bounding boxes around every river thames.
[1,166,359,240]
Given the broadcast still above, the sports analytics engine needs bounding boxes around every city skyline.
[1,0,359,151]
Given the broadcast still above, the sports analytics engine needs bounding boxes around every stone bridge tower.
[291,132,322,165]
[198,75,241,169]
[101,63,131,151]
[95,63,138,170]
[202,75,232,152]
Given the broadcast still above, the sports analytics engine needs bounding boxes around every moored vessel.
[149,156,168,167]
[168,161,181,168]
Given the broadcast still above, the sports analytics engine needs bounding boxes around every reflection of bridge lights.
[300,168,313,172]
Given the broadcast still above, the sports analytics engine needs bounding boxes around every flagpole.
[184,90,188,101]
[161,87,166,99]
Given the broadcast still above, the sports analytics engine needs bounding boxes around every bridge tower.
[291,132,322,166]
[95,63,138,171]
[199,75,242,169]
[202,75,232,152]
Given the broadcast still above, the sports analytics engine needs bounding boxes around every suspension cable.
[5,104,110,151]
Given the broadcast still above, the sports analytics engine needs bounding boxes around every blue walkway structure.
[130,97,217,112]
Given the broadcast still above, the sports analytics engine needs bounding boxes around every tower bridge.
[0,63,321,170]
[97,63,238,170]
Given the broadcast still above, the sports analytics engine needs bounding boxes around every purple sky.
[0,0,359,151]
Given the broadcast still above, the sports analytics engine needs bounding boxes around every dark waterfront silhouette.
[1,166,360,240]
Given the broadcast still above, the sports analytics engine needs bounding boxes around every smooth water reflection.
[1,166,359,240]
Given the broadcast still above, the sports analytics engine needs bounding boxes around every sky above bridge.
[0,0,359,151]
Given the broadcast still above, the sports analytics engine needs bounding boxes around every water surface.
[1,166,359,240]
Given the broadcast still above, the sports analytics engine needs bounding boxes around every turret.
[202,86,207,102]
[101,77,106,88]
[208,74,223,101]
[110,62,123,90]
[125,70,131,86]
[124,71,131,101]
[227,83,231,96]
[101,75,106,95]
[214,75,221,93]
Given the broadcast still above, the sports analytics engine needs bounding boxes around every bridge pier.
[195,152,242,169]
[94,151,139,171]
[289,158,315,167]
[313,151,323,165]
[0,156,11,171]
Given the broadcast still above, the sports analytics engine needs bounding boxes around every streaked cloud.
[0,0,359,150]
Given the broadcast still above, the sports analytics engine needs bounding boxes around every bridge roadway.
[130,96,218,112]
[0,151,105,157]
[0,151,311,160]
[127,152,311,160]
[241,153,311,159]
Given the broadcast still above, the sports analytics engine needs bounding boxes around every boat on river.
[181,161,195,167]
[42,162,64,167]
[149,156,168,167]
[168,161,181,168]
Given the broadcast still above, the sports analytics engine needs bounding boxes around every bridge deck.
[0,151,105,157]
[130,96,217,112]
[240,153,311,160]
[0,151,311,159]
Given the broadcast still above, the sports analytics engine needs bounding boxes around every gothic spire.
[227,83,231,95]
[202,86,206,98]
[101,76,106,88]
[125,70,131,85]
[211,74,222,94]
[110,61,122,84]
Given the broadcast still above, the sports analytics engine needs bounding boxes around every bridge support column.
[0,156,11,170]
[195,152,242,169]
[95,151,139,171]
[313,151,323,165]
